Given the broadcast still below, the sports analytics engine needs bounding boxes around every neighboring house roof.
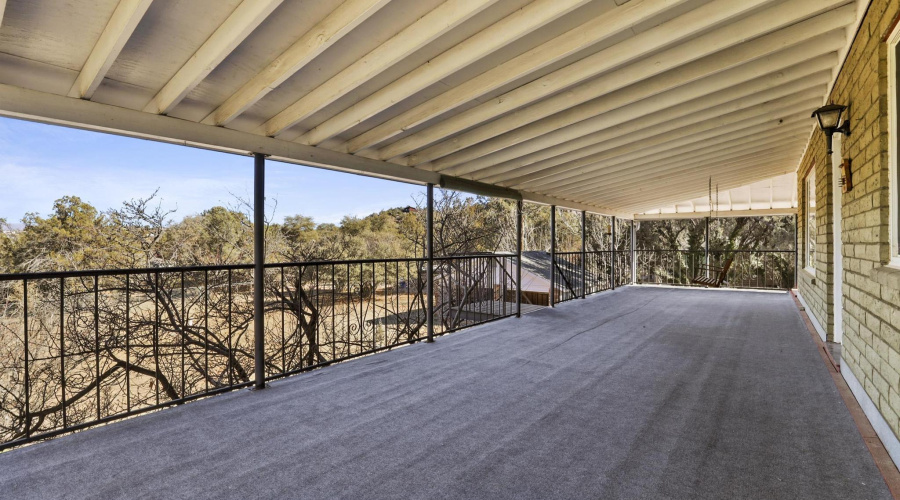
[498,251,603,294]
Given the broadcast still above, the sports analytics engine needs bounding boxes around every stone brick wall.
[798,0,900,438]
[798,150,835,340]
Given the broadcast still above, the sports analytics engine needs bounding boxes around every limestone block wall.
[798,147,835,341]
[798,0,900,441]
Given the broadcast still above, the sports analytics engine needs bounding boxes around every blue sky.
[0,117,424,225]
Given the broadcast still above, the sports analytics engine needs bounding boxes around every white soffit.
[0,0,862,217]
[638,172,799,219]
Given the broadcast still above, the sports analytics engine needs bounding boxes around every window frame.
[888,23,900,267]
[805,168,816,274]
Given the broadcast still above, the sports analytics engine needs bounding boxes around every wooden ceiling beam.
[551,127,810,196]
[386,0,850,164]
[202,0,392,127]
[559,140,806,198]
[511,95,823,191]
[600,163,802,212]
[419,4,853,170]
[260,0,499,137]
[298,0,594,146]
[336,0,691,154]
[459,51,839,181]
[67,0,154,99]
[143,0,284,115]
[481,72,831,186]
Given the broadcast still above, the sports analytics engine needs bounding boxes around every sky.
[0,116,425,226]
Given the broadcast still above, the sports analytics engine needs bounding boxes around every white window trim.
[805,170,816,275]
[888,23,900,268]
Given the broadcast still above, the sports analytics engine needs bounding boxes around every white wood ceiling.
[0,0,864,216]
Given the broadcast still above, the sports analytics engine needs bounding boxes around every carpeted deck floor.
[0,286,891,499]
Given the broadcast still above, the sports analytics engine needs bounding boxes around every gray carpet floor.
[0,286,892,499]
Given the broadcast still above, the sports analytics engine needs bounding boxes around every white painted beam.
[522,112,812,191]
[482,75,830,186]
[579,161,799,211]
[553,128,809,196]
[579,148,803,201]
[512,96,822,191]
[202,0,391,126]
[143,0,284,115]
[414,3,854,169]
[562,145,804,200]
[635,208,798,220]
[67,0,154,99]
[551,133,808,198]
[0,0,7,29]
[607,164,802,213]
[298,0,593,146]
[385,0,850,164]
[337,0,691,154]
[473,57,836,183]
[260,0,499,137]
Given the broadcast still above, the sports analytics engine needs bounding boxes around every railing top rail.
[0,254,525,281]
[634,249,795,253]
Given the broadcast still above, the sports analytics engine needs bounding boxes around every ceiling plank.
[0,1,7,29]
[408,1,853,167]
[298,0,594,146]
[551,126,810,195]
[143,0,285,115]
[559,139,807,198]
[508,94,824,190]
[260,0,499,137]
[635,208,797,220]
[474,57,835,184]
[67,0,154,99]
[383,0,848,164]
[601,163,801,212]
[450,48,839,179]
[202,0,392,127]
[336,0,691,154]
[574,155,799,208]
[549,125,810,194]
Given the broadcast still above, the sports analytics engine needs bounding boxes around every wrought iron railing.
[553,251,615,303]
[0,254,519,450]
[634,249,796,289]
[0,246,795,449]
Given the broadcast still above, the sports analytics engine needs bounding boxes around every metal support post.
[550,205,556,307]
[426,183,435,342]
[516,200,523,317]
[253,153,266,389]
[581,210,587,299]
[705,216,711,278]
[630,219,636,284]
[611,216,617,290]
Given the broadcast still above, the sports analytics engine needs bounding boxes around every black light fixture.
[811,103,850,154]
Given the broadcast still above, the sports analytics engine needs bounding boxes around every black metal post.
[550,205,556,307]
[253,153,266,389]
[516,199,523,318]
[611,216,617,290]
[705,216,710,278]
[581,210,586,299]
[630,219,636,284]
[426,183,435,342]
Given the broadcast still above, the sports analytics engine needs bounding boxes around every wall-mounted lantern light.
[811,103,850,155]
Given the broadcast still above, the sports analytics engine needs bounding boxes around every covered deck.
[0,286,890,499]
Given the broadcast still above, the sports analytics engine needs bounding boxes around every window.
[890,24,900,266]
[806,169,816,272]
